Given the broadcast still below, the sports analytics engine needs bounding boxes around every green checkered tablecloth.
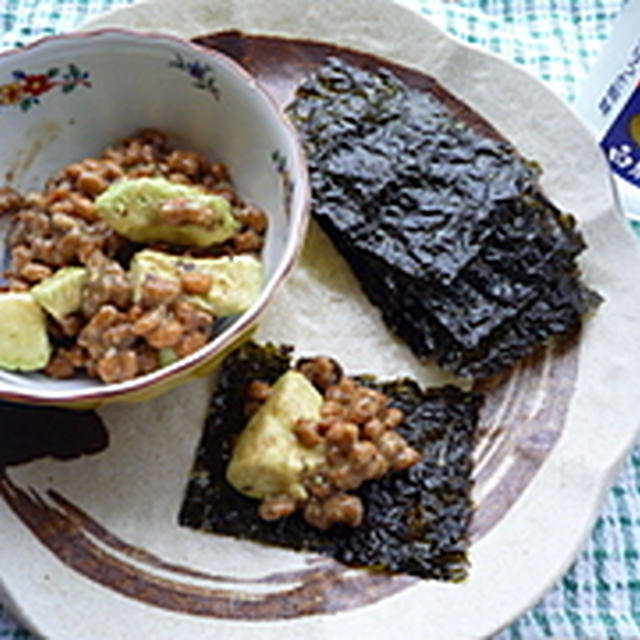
[0,1,638,638]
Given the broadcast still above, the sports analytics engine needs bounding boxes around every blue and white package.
[575,0,640,220]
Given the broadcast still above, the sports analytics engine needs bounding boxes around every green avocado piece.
[129,249,263,316]
[0,293,51,371]
[157,347,178,368]
[95,177,238,247]
[31,266,87,321]
[226,370,326,501]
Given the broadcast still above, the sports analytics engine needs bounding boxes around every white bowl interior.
[0,30,307,400]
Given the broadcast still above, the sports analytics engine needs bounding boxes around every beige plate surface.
[2,0,640,638]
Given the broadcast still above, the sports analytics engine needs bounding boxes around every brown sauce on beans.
[2,129,268,383]
[245,357,421,530]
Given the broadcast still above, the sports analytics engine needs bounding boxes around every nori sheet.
[286,57,602,377]
[179,342,482,581]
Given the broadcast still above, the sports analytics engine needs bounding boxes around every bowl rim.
[0,27,311,405]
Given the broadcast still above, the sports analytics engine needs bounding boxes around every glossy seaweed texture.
[179,342,482,581]
[287,58,601,377]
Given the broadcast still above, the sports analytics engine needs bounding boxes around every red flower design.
[21,74,55,97]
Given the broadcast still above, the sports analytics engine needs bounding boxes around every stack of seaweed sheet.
[287,57,601,377]
[179,342,482,581]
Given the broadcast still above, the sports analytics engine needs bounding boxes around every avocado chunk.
[226,370,326,502]
[0,293,51,371]
[129,249,263,316]
[31,266,87,321]
[157,347,178,368]
[95,177,238,246]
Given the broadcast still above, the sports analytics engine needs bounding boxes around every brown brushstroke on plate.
[0,475,414,618]
[469,333,579,538]
[45,488,353,586]
[193,31,506,143]
[0,31,581,620]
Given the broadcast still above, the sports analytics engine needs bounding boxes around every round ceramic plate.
[2,1,640,638]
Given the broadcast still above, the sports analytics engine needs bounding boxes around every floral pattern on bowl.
[0,63,91,111]
[169,53,220,99]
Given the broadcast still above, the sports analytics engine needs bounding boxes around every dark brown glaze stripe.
[469,334,579,539]
[45,489,348,586]
[473,335,578,485]
[0,475,414,619]
[193,31,507,144]
[473,352,547,484]
[470,366,520,472]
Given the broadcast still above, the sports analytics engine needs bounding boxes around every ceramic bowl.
[0,28,309,407]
